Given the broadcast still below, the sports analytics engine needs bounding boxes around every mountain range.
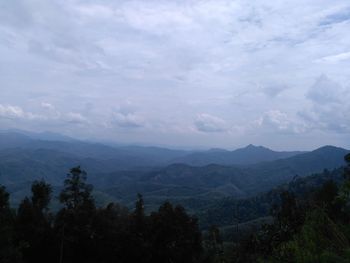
[173,144,305,166]
[0,130,348,212]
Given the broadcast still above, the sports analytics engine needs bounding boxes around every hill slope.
[99,146,349,209]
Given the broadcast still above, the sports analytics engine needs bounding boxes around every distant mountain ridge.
[0,130,348,210]
[1,129,75,142]
[0,131,189,166]
[172,144,306,166]
[94,145,349,209]
[135,145,348,197]
[0,130,305,168]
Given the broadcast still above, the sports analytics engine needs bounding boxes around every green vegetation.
[231,153,350,262]
[197,167,344,231]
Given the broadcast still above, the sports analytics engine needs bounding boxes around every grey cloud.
[320,7,350,26]
[261,84,289,97]
[0,1,33,28]
[257,110,307,135]
[306,75,343,103]
[111,103,144,129]
[300,75,350,133]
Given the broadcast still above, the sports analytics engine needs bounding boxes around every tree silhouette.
[56,166,96,263]
[59,166,94,210]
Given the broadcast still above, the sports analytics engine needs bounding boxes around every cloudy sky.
[1,0,350,150]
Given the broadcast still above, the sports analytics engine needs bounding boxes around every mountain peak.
[243,144,269,151]
[313,145,347,153]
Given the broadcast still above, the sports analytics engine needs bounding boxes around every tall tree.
[56,166,96,263]
[59,166,94,211]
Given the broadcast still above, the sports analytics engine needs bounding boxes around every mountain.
[99,145,349,208]
[197,166,345,233]
[3,129,76,142]
[172,144,305,166]
[233,145,347,191]
[0,131,189,166]
[0,130,348,212]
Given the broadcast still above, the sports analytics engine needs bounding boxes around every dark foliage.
[0,166,203,263]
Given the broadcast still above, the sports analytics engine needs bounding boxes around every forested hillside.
[2,154,350,262]
[231,153,350,262]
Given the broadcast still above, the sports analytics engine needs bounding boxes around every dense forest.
[232,153,350,262]
[0,166,203,263]
[1,154,350,262]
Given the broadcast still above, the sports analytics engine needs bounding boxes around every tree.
[56,166,97,263]
[92,203,131,263]
[31,180,52,212]
[15,181,54,263]
[59,166,94,211]
[134,193,145,222]
[149,202,202,263]
[0,186,22,263]
[203,225,224,263]
[338,153,350,222]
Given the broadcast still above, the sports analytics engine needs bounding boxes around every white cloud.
[75,4,115,19]
[64,112,88,124]
[0,104,89,127]
[41,102,55,110]
[110,102,145,129]
[256,110,308,134]
[0,104,25,119]
[111,112,144,129]
[318,51,350,63]
[0,104,45,121]
[194,114,227,133]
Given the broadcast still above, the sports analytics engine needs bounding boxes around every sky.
[0,0,350,150]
